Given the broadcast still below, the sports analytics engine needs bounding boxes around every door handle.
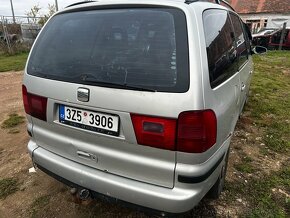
[241,84,246,91]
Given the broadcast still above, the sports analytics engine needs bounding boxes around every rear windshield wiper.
[29,70,48,78]
[83,77,156,92]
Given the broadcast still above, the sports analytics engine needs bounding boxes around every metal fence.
[0,15,43,54]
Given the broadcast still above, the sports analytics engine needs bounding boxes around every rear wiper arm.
[83,77,156,92]
[30,70,48,78]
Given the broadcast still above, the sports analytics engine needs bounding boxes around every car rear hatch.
[24,4,189,188]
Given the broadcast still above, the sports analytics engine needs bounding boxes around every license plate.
[59,105,119,136]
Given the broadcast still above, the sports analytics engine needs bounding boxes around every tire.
[240,93,248,116]
[207,147,230,199]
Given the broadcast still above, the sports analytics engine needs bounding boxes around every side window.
[241,22,252,53]
[203,9,237,88]
[271,31,282,44]
[229,13,248,69]
[272,30,289,44]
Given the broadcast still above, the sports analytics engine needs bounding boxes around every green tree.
[38,4,56,26]
[25,4,41,24]
[26,4,56,26]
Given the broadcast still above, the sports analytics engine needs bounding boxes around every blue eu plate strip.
[59,105,65,120]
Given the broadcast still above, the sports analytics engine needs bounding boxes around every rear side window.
[229,13,248,69]
[203,9,237,88]
[27,8,189,93]
[271,30,289,44]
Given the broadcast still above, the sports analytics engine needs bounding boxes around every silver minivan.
[23,0,254,214]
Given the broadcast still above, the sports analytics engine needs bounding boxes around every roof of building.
[228,0,290,14]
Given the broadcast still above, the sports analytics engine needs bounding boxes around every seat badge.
[77,88,90,102]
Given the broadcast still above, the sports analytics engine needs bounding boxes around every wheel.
[207,147,230,199]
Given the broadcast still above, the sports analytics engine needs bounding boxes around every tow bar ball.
[79,188,91,200]
[70,187,91,200]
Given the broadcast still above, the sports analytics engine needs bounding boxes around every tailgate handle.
[77,151,90,159]
[77,150,98,162]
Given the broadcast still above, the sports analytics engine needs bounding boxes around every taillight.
[131,110,217,153]
[22,85,30,114]
[22,85,47,121]
[177,110,217,153]
[130,114,177,150]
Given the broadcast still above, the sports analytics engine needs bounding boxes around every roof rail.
[66,1,97,8]
[185,0,236,12]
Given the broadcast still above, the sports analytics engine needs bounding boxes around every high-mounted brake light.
[131,110,217,153]
[22,85,47,121]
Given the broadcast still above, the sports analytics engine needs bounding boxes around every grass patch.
[0,178,19,199]
[30,195,51,218]
[226,166,290,217]
[234,155,254,173]
[247,51,290,153]
[0,52,28,72]
[224,51,290,217]
[1,113,25,129]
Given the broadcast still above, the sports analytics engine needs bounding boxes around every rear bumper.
[28,140,227,213]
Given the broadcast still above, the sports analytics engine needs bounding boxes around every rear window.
[27,8,189,92]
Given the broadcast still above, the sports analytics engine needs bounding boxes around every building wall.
[240,14,290,33]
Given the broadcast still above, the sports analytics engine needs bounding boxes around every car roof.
[59,0,232,14]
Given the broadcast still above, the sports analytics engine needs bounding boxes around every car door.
[229,12,252,113]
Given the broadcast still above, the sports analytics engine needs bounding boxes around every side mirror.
[252,46,267,54]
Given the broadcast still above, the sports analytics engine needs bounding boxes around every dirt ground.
[0,71,287,218]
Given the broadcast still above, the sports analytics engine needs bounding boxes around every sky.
[0,0,82,16]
